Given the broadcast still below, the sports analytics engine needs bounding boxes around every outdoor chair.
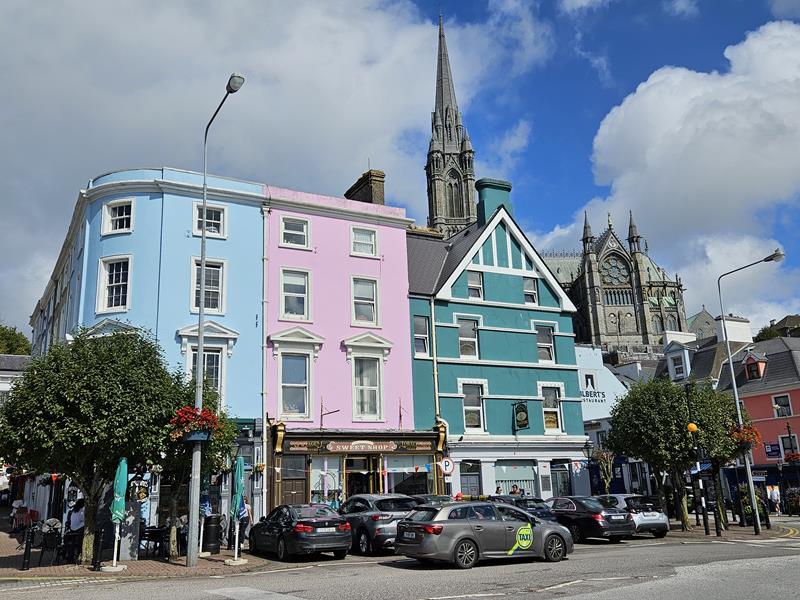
[39,530,61,566]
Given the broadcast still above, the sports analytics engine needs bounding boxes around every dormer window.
[746,362,760,380]
[671,355,685,379]
[743,353,766,381]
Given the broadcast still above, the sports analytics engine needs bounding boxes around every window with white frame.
[413,316,429,356]
[281,217,309,248]
[353,357,381,420]
[542,386,562,431]
[352,278,378,325]
[280,353,310,418]
[457,317,479,358]
[193,260,224,313]
[191,347,222,394]
[102,199,134,235]
[462,383,485,430]
[535,323,555,362]
[192,202,227,239]
[281,270,310,320]
[351,227,377,257]
[780,434,798,457]
[671,355,685,378]
[467,272,483,299]
[774,395,792,418]
[98,257,130,312]
[523,277,538,304]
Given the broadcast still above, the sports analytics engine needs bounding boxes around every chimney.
[344,169,385,205]
[476,178,513,225]
[714,314,753,345]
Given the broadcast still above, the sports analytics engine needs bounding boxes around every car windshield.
[407,508,438,522]
[578,498,607,512]
[596,496,619,509]
[292,505,338,519]
[517,499,549,510]
[376,498,417,512]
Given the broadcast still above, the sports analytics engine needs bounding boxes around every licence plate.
[316,527,336,533]
[609,515,625,521]
[644,512,659,517]
[403,531,416,539]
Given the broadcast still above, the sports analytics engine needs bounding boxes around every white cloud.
[559,0,615,15]
[664,0,700,18]
[0,1,552,333]
[574,30,613,86]
[538,21,800,330]
[769,0,800,19]
[476,119,533,179]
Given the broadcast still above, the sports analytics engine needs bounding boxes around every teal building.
[407,179,590,498]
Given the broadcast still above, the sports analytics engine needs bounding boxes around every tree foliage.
[0,324,31,355]
[754,325,780,342]
[0,330,179,563]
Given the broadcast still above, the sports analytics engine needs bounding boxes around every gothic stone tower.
[426,16,476,238]
[567,211,688,355]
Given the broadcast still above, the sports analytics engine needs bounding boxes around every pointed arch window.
[666,314,678,331]
[447,171,463,218]
[651,315,663,334]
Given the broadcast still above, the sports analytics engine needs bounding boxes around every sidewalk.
[0,506,277,581]
[664,513,800,541]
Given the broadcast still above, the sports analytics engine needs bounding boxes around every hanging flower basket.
[785,452,800,464]
[730,424,761,451]
[169,406,221,442]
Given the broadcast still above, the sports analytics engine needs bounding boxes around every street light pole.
[685,383,710,536]
[717,248,784,536]
[187,73,245,568]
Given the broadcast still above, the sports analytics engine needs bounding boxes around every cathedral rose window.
[600,256,630,286]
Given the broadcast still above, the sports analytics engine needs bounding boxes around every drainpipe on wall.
[261,202,271,519]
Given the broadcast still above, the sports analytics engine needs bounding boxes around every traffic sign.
[439,458,455,475]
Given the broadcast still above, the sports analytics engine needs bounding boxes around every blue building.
[407,179,590,498]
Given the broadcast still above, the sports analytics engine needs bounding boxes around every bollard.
[20,526,35,571]
[92,528,105,571]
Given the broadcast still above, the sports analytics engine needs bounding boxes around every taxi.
[395,501,573,569]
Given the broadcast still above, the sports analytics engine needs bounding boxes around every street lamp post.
[788,422,797,490]
[685,383,710,536]
[718,248,784,536]
[187,73,245,568]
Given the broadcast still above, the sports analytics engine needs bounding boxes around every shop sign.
[765,442,782,458]
[285,438,434,454]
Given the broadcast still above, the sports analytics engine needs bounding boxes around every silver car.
[395,501,574,569]
[596,494,669,537]
[339,493,418,554]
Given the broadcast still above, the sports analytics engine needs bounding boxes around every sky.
[1,0,800,336]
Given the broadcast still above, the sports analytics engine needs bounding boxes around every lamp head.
[764,248,785,263]
[226,73,245,94]
[582,439,595,459]
[687,422,699,433]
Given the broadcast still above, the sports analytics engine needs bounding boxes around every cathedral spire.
[435,14,460,131]
[627,210,641,253]
[582,211,595,253]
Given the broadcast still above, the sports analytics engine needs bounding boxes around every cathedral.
[542,213,688,358]
[423,18,687,358]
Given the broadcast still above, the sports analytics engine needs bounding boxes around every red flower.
[169,406,221,441]
[786,452,800,464]
[730,424,762,445]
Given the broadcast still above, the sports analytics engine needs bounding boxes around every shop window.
[311,456,342,506]
[281,455,307,479]
[495,460,536,495]
[384,455,434,495]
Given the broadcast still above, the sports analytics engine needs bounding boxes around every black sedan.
[548,496,634,543]
[249,503,351,561]
[490,495,558,522]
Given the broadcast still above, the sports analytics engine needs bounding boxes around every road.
[3,533,800,599]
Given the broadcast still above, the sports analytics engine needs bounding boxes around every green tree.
[0,330,178,563]
[158,376,237,558]
[754,324,779,342]
[607,379,695,529]
[0,324,31,355]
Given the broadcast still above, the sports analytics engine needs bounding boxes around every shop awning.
[690,462,712,475]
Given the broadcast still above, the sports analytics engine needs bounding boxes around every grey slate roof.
[717,337,800,395]
[0,354,31,372]
[656,336,749,382]
[541,253,582,286]
[407,220,485,295]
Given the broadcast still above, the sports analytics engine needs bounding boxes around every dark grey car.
[339,493,418,554]
[395,501,574,569]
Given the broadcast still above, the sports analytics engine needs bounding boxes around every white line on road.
[428,593,506,599]
[537,580,584,591]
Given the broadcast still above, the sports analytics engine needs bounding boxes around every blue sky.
[1,0,799,333]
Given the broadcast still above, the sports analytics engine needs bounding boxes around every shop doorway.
[346,457,371,496]
[281,479,306,505]
[551,464,572,498]
[459,461,481,496]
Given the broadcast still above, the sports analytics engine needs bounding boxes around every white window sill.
[190,308,225,316]
[101,229,133,237]
[278,243,312,251]
[350,322,381,329]
[278,317,313,324]
[279,415,313,422]
[96,306,130,315]
[350,252,380,260]
[544,429,565,435]
[353,417,385,423]
[192,232,227,240]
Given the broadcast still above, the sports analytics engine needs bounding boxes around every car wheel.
[653,530,668,538]
[568,525,583,544]
[357,530,373,555]
[333,549,347,560]
[277,536,290,561]
[453,539,478,569]
[248,532,258,554]
[543,535,565,562]
[609,536,623,544]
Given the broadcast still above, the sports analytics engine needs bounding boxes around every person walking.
[770,487,781,516]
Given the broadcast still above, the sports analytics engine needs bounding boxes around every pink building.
[263,171,446,507]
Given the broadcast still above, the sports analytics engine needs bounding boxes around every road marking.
[428,594,506,599]
[207,587,305,599]
[537,580,584,591]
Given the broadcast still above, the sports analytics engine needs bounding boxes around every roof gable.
[435,207,577,311]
